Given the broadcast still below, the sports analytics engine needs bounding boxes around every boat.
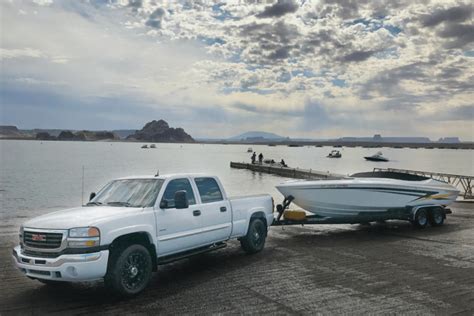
[247,147,253,153]
[275,171,459,219]
[141,145,148,149]
[327,150,342,158]
[150,144,156,148]
[364,151,389,162]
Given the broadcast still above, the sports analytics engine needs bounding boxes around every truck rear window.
[195,177,223,203]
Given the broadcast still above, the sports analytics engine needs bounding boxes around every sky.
[0,0,473,140]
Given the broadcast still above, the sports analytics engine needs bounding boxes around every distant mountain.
[127,120,194,143]
[229,131,286,141]
[0,125,29,138]
[338,134,432,143]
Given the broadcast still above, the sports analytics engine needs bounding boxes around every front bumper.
[12,245,109,282]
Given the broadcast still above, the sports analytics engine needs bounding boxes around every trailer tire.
[413,208,429,228]
[105,244,152,296]
[240,218,267,254]
[429,207,445,226]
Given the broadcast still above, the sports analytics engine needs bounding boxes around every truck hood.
[23,206,144,230]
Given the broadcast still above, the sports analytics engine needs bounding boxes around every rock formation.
[127,120,194,143]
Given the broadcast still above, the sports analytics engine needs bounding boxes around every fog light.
[66,266,78,277]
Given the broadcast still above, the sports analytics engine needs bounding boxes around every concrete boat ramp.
[1,202,473,315]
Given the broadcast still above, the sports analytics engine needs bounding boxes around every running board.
[157,242,227,265]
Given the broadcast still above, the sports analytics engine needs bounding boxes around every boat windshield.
[87,179,164,208]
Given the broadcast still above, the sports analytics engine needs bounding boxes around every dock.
[230,161,345,179]
[375,168,474,199]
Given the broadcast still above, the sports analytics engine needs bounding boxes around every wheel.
[105,244,152,296]
[240,218,267,254]
[413,208,429,228]
[429,207,445,226]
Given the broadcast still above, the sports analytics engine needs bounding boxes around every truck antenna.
[155,169,160,177]
[81,165,85,205]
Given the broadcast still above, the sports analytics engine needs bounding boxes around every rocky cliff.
[127,120,194,143]
[0,125,30,138]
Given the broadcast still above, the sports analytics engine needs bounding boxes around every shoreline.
[1,137,473,150]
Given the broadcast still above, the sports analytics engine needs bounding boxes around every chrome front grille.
[24,230,64,249]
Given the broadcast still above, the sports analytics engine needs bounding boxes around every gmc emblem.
[31,234,46,241]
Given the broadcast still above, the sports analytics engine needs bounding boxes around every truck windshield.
[88,179,164,208]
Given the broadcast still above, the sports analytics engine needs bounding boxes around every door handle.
[193,210,201,216]
[220,206,227,212]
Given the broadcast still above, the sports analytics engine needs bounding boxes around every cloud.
[128,0,142,9]
[1,0,474,140]
[256,0,298,18]
[342,50,377,62]
[0,48,44,59]
[438,24,474,49]
[145,7,166,29]
[421,4,473,27]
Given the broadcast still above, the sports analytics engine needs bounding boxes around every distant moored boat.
[364,151,389,162]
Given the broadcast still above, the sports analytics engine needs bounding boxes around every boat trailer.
[273,195,452,228]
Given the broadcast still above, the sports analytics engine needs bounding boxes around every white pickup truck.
[12,174,274,296]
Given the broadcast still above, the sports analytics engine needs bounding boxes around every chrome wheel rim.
[433,211,443,224]
[418,212,428,226]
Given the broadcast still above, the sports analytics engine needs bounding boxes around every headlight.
[68,227,100,248]
[69,227,100,238]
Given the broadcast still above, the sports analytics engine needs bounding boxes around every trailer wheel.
[105,244,152,296]
[240,218,267,254]
[429,207,445,226]
[413,208,429,228]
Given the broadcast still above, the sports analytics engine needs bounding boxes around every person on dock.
[258,153,263,164]
[280,159,287,167]
[251,152,256,164]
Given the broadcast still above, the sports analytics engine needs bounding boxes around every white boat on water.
[364,151,389,162]
[276,171,459,219]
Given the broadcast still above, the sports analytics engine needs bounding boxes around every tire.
[240,218,267,254]
[105,244,152,296]
[429,207,445,226]
[413,208,429,228]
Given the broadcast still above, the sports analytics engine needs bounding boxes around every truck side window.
[195,177,223,203]
[161,178,196,208]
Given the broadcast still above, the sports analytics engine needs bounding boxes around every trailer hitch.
[276,195,294,222]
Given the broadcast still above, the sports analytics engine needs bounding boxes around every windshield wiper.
[86,201,103,206]
[106,201,133,207]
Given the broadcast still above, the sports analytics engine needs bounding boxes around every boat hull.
[276,178,459,218]
[364,157,388,162]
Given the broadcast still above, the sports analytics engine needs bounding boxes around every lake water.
[1,140,473,233]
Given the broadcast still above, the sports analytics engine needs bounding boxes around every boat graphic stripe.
[295,187,437,195]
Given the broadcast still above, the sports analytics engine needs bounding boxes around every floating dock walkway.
[230,162,345,180]
[375,168,473,199]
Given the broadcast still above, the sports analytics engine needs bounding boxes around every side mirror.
[89,192,96,201]
[174,190,189,209]
[159,200,168,209]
